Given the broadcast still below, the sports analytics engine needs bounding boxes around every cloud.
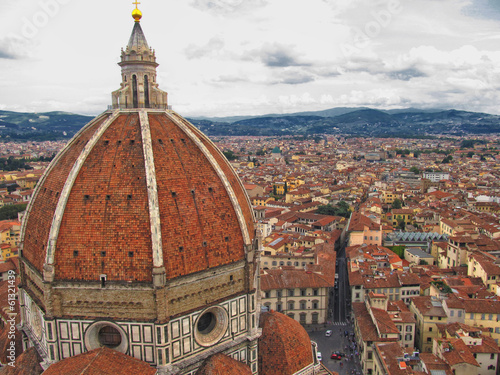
[0,34,32,59]
[271,70,315,85]
[342,56,426,81]
[190,0,267,15]
[278,93,317,107]
[311,67,342,78]
[387,68,427,81]
[185,37,225,59]
[339,89,408,107]
[212,75,248,83]
[245,43,310,68]
[463,0,500,20]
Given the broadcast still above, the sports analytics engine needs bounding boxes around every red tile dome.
[196,353,252,375]
[20,110,254,283]
[258,311,314,375]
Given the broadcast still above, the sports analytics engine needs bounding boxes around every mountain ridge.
[0,107,498,141]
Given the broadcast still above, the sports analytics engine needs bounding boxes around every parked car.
[317,352,322,361]
[325,330,333,337]
[331,352,342,360]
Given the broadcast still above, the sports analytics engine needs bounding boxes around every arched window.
[144,75,150,108]
[132,75,138,108]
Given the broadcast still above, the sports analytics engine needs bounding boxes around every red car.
[331,352,342,360]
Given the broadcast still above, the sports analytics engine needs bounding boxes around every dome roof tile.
[21,111,254,283]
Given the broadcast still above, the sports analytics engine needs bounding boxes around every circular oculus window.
[194,306,228,347]
[84,321,128,354]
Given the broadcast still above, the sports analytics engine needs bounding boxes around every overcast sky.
[2,0,500,117]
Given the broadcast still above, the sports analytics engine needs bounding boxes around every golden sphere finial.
[132,1,142,22]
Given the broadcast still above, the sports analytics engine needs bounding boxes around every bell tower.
[111,2,168,109]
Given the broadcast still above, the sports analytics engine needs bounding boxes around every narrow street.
[307,240,361,373]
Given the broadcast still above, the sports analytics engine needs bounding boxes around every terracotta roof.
[371,308,399,335]
[348,212,380,231]
[440,338,479,367]
[418,353,452,375]
[469,251,500,275]
[462,298,500,314]
[258,311,313,375]
[387,300,416,324]
[466,335,500,354]
[0,347,43,375]
[0,259,17,274]
[42,347,157,375]
[373,342,414,375]
[352,302,398,343]
[196,353,252,375]
[260,268,334,290]
[410,296,447,317]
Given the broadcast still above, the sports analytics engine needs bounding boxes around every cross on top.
[133,0,141,9]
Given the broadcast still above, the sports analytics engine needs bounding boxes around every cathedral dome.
[20,16,254,285]
[20,110,255,283]
[18,8,261,372]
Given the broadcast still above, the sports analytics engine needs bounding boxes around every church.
[11,4,323,375]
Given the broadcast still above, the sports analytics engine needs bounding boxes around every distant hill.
[0,107,499,141]
[189,108,500,137]
[0,110,92,141]
[191,106,371,123]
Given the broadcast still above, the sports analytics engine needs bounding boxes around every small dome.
[42,347,156,375]
[196,353,252,375]
[258,311,314,375]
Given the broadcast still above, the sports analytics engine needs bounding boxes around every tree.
[409,166,420,174]
[316,201,350,218]
[316,204,336,216]
[441,155,452,164]
[0,203,27,220]
[6,184,18,193]
[396,218,406,230]
[284,182,288,194]
[461,139,476,148]
[392,199,402,209]
[467,151,474,158]
[223,150,237,161]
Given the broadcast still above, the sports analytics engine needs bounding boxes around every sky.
[2,0,500,117]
